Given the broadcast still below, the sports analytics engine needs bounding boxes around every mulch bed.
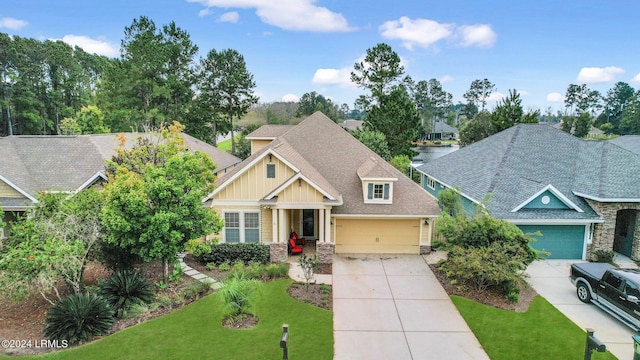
[287,283,333,310]
[429,263,537,312]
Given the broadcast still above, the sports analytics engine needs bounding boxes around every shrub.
[440,242,530,296]
[265,262,289,279]
[592,249,615,263]
[219,277,262,317]
[299,254,319,291]
[181,281,212,301]
[200,243,269,265]
[44,292,114,345]
[184,239,211,257]
[218,261,231,271]
[99,270,155,318]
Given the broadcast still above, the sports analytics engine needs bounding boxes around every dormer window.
[365,182,392,204]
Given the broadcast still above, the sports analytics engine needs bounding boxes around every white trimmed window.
[426,176,436,190]
[224,211,260,243]
[364,182,392,204]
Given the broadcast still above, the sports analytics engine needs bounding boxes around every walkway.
[176,253,221,289]
[332,254,489,360]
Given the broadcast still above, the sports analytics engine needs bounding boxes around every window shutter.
[383,183,390,200]
[367,183,373,199]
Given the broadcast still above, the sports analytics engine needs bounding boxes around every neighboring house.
[417,124,640,260]
[427,121,459,141]
[206,112,441,263]
[0,132,241,237]
[610,135,640,155]
[340,119,364,132]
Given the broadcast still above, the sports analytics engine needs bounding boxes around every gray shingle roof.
[433,121,459,134]
[0,133,240,208]
[417,124,640,221]
[216,112,440,217]
[610,135,640,155]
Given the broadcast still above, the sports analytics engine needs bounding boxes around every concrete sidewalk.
[332,254,489,360]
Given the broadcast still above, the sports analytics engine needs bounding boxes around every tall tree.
[459,111,493,146]
[365,86,420,157]
[350,43,404,102]
[564,83,601,116]
[197,48,258,153]
[463,79,495,111]
[296,91,342,122]
[599,81,635,132]
[491,89,539,133]
[620,92,640,135]
[101,122,223,283]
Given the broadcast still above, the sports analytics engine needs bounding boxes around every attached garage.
[517,225,586,259]
[334,218,421,254]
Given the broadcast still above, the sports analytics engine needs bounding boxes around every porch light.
[298,179,302,187]
[269,154,272,162]
[424,220,429,225]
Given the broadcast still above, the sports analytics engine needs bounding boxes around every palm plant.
[44,292,114,345]
[99,269,155,318]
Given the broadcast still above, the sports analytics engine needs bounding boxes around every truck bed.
[571,262,616,281]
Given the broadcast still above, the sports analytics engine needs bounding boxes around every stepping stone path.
[176,253,222,290]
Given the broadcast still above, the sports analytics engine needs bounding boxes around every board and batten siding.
[277,180,326,204]
[250,140,273,154]
[0,180,24,198]
[214,157,295,201]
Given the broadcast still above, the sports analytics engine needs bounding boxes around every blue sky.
[2,0,640,112]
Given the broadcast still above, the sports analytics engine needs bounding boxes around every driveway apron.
[333,254,489,360]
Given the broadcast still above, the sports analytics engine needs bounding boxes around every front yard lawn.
[452,295,617,360]
[10,279,332,360]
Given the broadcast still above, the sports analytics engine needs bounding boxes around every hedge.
[200,243,270,265]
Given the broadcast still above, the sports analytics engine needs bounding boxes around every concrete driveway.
[332,254,489,360]
[526,260,637,360]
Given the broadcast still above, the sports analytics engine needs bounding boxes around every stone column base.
[420,245,432,255]
[269,243,288,263]
[316,242,335,264]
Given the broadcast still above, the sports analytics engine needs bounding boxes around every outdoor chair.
[288,238,303,254]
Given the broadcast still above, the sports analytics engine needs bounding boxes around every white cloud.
[57,35,119,57]
[379,17,453,50]
[218,11,239,23]
[282,94,299,102]
[187,0,353,32]
[312,67,354,87]
[546,92,564,103]
[518,90,529,96]
[0,17,28,30]
[632,73,640,85]
[456,24,496,48]
[576,66,624,84]
[439,75,453,83]
[487,92,506,103]
[198,8,211,17]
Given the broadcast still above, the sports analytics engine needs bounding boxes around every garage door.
[335,218,420,254]
[518,225,585,259]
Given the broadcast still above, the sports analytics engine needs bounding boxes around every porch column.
[324,208,331,242]
[278,208,286,243]
[272,208,278,243]
[319,208,325,242]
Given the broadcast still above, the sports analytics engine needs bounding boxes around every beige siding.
[251,139,273,154]
[277,180,326,203]
[0,180,24,198]
[261,207,273,242]
[214,157,295,201]
[335,218,421,254]
[420,219,430,245]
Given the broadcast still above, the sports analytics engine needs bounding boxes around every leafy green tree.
[459,111,492,146]
[600,82,636,133]
[573,112,592,138]
[351,43,404,101]
[101,122,224,283]
[491,89,539,133]
[197,48,258,154]
[564,83,601,116]
[365,86,420,157]
[599,122,614,135]
[620,93,640,135]
[411,79,452,135]
[59,117,82,135]
[296,91,342,122]
[463,79,495,111]
[353,130,391,160]
[232,123,261,160]
[437,186,464,217]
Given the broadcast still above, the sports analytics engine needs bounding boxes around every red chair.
[290,231,305,245]
[288,238,303,254]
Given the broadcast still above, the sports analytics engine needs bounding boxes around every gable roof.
[609,135,640,155]
[433,121,459,134]
[246,125,295,139]
[214,112,440,217]
[0,133,240,209]
[417,124,640,220]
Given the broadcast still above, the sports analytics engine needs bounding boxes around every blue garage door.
[518,225,585,259]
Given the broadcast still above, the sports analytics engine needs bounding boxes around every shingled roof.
[417,124,640,220]
[609,135,640,155]
[214,112,440,217]
[0,133,240,210]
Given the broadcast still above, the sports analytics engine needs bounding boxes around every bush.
[265,263,289,279]
[592,249,615,263]
[227,261,289,281]
[99,270,155,318]
[200,243,269,265]
[440,242,530,296]
[219,277,262,317]
[184,239,212,257]
[180,281,212,301]
[44,292,114,345]
[96,241,143,271]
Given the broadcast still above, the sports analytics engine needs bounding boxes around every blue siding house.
[417,124,640,260]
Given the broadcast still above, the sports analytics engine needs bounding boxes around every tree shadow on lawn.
[18,279,332,360]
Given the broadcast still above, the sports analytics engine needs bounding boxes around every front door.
[303,209,315,238]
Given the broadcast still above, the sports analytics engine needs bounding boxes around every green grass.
[216,135,241,152]
[10,280,332,360]
[452,295,617,360]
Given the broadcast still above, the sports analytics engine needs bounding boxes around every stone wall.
[269,242,288,263]
[316,242,335,264]
[586,199,640,260]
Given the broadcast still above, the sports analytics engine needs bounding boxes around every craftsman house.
[205,112,441,263]
[417,124,640,260]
